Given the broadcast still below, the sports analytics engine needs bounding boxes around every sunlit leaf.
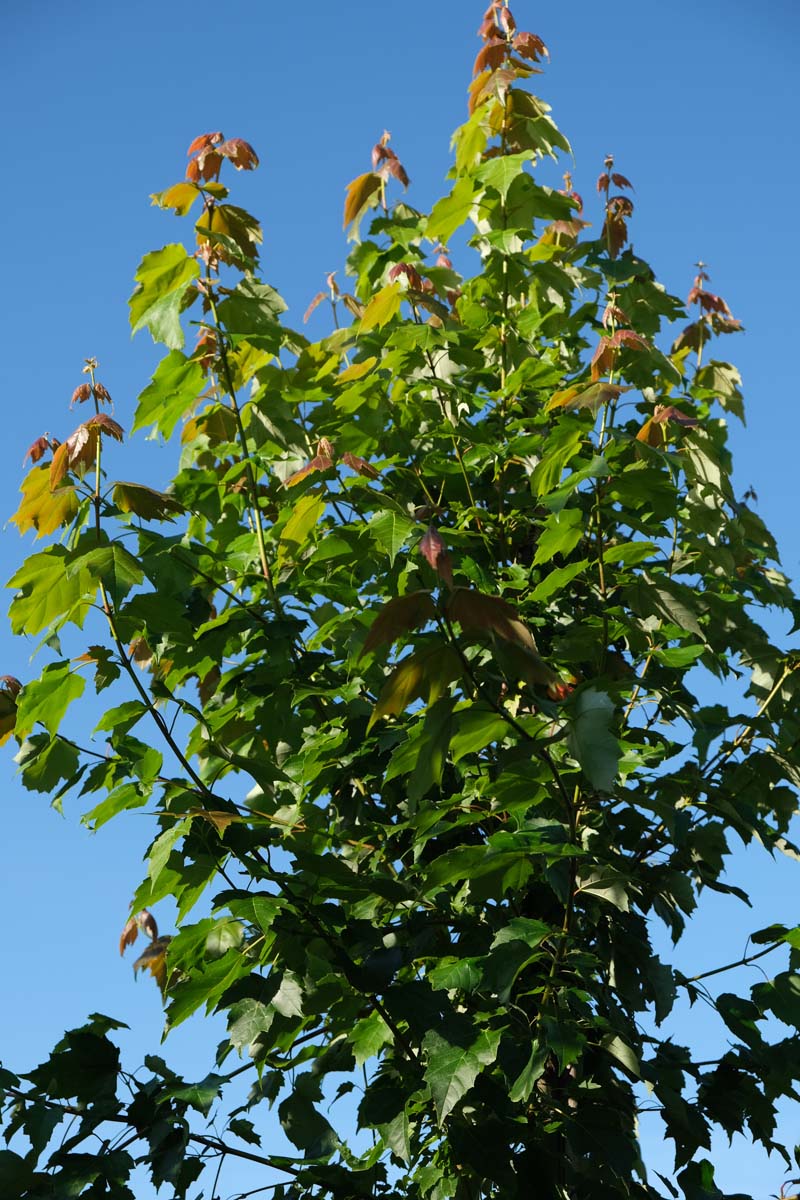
[129,243,200,349]
[343,171,382,229]
[360,282,402,331]
[10,465,78,538]
[276,491,326,571]
[133,349,206,439]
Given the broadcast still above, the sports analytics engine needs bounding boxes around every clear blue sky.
[3,2,799,1196]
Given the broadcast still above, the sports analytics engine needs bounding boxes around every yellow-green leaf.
[338,356,377,383]
[276,491,326,572]
[10,466,78,539]
[360,282,402,332]
[343,171,382,229]
[151,182,201,216]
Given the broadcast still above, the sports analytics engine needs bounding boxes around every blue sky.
[3,1,800,1196]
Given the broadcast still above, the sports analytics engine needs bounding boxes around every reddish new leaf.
[219,137,259,170]
[284,442,335,489]
[187,131,223,157]
[119,915,138,956]
[361,591,437,656]
[473,37,507,75]
[384,155,410,188]
[547,382,626,415]
[24,436,51,465]
[610,329,649,352]
[611,172,633,189]
[388,262,423,290]
[446,588,536,654]
[71,383,92,406]
[420,526,454,589]
[303,290,327,323]
[590,340,616,382]
[602,303,630,329]
[340,451,380,480]
[513,31,548,61]
[86,413,124,440]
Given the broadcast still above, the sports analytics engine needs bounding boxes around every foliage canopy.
[3,4,800,1199]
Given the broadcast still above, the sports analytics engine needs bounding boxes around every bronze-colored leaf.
[71,383,92,406]
[24,436,51,465]
[367,642,461,729]
[447,588,536,654]
[187,131,223,157]
[303,290,327,323]
[112,481,183,521]
[137,909,158,941]
[343,172,382,229]
[546,382,626,415]
[219,137,259,171]
[284,454,335,488]
[420,526,454,589]
[473,37,507,76]
[340,451,379,479]
[362,591,436,656]
[119,915,138,956]
[133,935,172,992]
[513,31,548,61]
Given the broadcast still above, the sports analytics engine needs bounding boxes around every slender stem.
[206,290,275,596]
[701,662,797,781]
[683,941,779,984]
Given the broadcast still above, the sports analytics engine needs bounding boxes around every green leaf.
[475,150,536,200]
[276,491,326,571]
[273,972,304,1018]
[8,545,94,636]
[70,544,144,606]
[169,1072,226,1115]
[368,509,416,564]
[508,1043,548,1103]
[531,421,585,497]
[348,1010,392,1067]
[602,1033,640,1078]
[216,278,287,352]
[129,243,199,349]
[148,817,191,889]
[94,700,147,735]
[15,662,85,739]
[426,178,479,242]
[423,1026,500,1123]
[278,1089,338,1156]
[15,735,79,794]
[132,350,206,439]
[530,559,588,603]
[228,998,274,1054]
[532,508,584,567]
[449,704,509,761]
[567,686,620,792]
[0,1150,34,1191]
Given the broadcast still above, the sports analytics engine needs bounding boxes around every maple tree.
[2,3,800,1198]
